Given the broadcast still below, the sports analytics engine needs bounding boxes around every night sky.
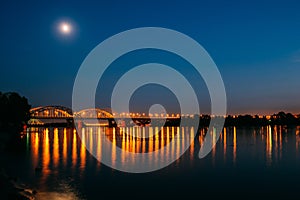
[1,0,300,115]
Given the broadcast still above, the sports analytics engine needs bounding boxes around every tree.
[0,92,31,129]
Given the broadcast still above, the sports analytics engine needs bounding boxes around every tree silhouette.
[0,92,31,129]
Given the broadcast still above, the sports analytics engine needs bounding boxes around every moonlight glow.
[59,22,72,34]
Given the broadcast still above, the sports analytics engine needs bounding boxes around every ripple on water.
[35,181,85,200]
[36,192,84,200]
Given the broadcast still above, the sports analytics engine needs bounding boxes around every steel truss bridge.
[28,106,181,127]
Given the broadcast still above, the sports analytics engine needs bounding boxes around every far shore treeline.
[199,112,300,127]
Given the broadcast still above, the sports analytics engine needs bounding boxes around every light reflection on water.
[12,125,300,199]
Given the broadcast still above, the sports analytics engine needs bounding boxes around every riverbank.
[0,129,37,199]
[0,168,36,199]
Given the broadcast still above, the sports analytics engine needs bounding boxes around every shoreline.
[0,130,37,199]
[0,168,36,200]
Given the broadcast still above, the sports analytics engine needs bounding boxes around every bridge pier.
[108,119,117,127]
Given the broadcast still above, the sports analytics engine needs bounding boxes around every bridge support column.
[108,119,117,127]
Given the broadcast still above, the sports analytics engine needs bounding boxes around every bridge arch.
[74,108,114,118]
[30,106,73,118]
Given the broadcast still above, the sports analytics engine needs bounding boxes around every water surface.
[3,125,300,199]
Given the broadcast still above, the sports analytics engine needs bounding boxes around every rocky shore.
[0,168,36,199]
[0,130,37,199]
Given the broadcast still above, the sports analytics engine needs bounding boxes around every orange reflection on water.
[136,128,141,154]
[160,127,165,163]
[223,128,227,161]
[121,128,126,164]
[149,127,154,153]
[273,126,278,162]
[142,127,146,153]
[88,128,93,154]
[96,128,101,165]
[32,132,39,169]
[111,128,117,168]
[63,128,67,167]
[155,127,159,152]
[126,128,130,153]
[279,126,282,160]
[266,126,272,166]
[198,130,204,148]
[296,127,300,155]
[27,126,204,175]
[41,128,50,181]
[233,127,237,164]
[132,129,136,154]
[72,129,77,169]
[53,128,59,168]
[189,127,195,160]
[172,127,180,162]
[212,128,216,164]
[25,125,300,181]
[166,127,170,160]
[80,128,86,170]
[181,127,185,156]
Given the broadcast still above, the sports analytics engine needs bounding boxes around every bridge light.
[44,110,49,116]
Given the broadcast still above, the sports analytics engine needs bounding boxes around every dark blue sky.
[1,0,300,115]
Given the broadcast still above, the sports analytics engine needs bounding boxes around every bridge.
[28,106,181,127]
[30,106,73,119]
[29,106,74,126]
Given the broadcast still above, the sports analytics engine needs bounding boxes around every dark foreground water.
[2,125,300,199]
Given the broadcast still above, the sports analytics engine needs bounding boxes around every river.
[2,125,300,199]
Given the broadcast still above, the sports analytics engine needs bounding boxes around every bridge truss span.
[30,105,73,119]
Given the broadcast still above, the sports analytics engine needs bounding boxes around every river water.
[3,125,300,199]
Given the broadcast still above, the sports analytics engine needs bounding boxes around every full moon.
[59,22,72,34]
